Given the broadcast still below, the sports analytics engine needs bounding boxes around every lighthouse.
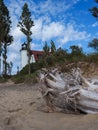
[20,43,44,69]
[20,43,28,69]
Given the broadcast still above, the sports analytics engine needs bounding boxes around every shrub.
[12,73,38,84]
[20,62,41,75]
[11,75,26,84]
[87,53,98,63]
[46,55,56,66]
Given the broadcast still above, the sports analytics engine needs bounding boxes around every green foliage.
[43,41,50,54]
[89,0,98,19]
[0,76,7,83]
[12,75,25,84]
[0,0,13,76]
[18,3,34,75]
[18,3,34,38]
[69,45,86,62]
[86,53,98,63]
[70,45,83,56]
[37,59,45,68]
[45,55,56,67]
[0,0,11,42]
[88,38,98,52]
[43,40,56,55]
[19,62,42,75]
[89,7,98,18]
[89,1,98,53]
[50,40,56,53]
[24,73,38,84]
[12,73,38,84]
[55,48,67,62]
[95,0,98,3]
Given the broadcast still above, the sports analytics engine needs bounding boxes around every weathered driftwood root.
[39,68,98,114]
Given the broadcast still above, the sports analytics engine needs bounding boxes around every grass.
[11,72,38,84]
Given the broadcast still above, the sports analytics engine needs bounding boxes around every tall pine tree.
[89,0,98,52]
[18,3,34,75]
[50,40,56,53]
[43,41,50,54]
[90,0,98,19]
[0,0,13,76]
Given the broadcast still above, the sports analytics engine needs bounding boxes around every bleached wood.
[45,77,65,89]
[77,106,98,114]
[78,98,98,109]
[60,87,80,95]
[39,67,98,114]
[43,88,55,97]
[79,74,91,87]
[79,89,98,101]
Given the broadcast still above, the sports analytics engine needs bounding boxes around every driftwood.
[39,68,98,114]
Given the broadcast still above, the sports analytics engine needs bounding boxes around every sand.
[0,81,98,130]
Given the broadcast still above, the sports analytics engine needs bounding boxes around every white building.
[20,43,43,69]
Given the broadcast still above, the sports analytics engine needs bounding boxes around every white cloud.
[64,27,87,41]
[77,43,82,48]
[7,26,25,73]
[32,19,43,40]
[31,42,42,50]
[59,23,90,46]
[8,0,81,19]
[32,19,64,41]
[11,27,24,40]
[37,0,81,15]
[7,40,21,72]
[42,22,64,41]
[33,20,90,46]
[92,22,98,27]
[8,52,19,63]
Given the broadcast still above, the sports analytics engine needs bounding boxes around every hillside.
[60,62,98,78]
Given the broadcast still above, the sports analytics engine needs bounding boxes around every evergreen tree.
[18,3,34,75]
[89,1,98,53]
[88,38,98,52]
[3,35,13,76]
[70,45,83,56]
[43,41,50,54]
[0,0,13,76]
[50,40,56,53]
[89,0,98,19]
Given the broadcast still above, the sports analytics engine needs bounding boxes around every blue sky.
[4,0,98,73]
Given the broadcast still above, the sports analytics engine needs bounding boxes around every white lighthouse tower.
[20,43,36,69]
[20,43,28,69]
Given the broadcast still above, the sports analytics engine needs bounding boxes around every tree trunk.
[28,53,31,75]
[0,56,1,75]
[0,43,2,75]
[27,36,31,75]
[3,43,7,77]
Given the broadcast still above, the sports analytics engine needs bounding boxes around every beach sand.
[0,81,98,130]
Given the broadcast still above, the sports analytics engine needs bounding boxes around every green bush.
[0,76,7,83]
[11,75,26,84]
[20,62,41,75]
[86,53,98,63]
[46,55,56,66]
[12,73,38,84]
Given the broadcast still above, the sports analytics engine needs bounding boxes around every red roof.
[30,50,44,61]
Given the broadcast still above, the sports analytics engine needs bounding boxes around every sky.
[4,0,98,74]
